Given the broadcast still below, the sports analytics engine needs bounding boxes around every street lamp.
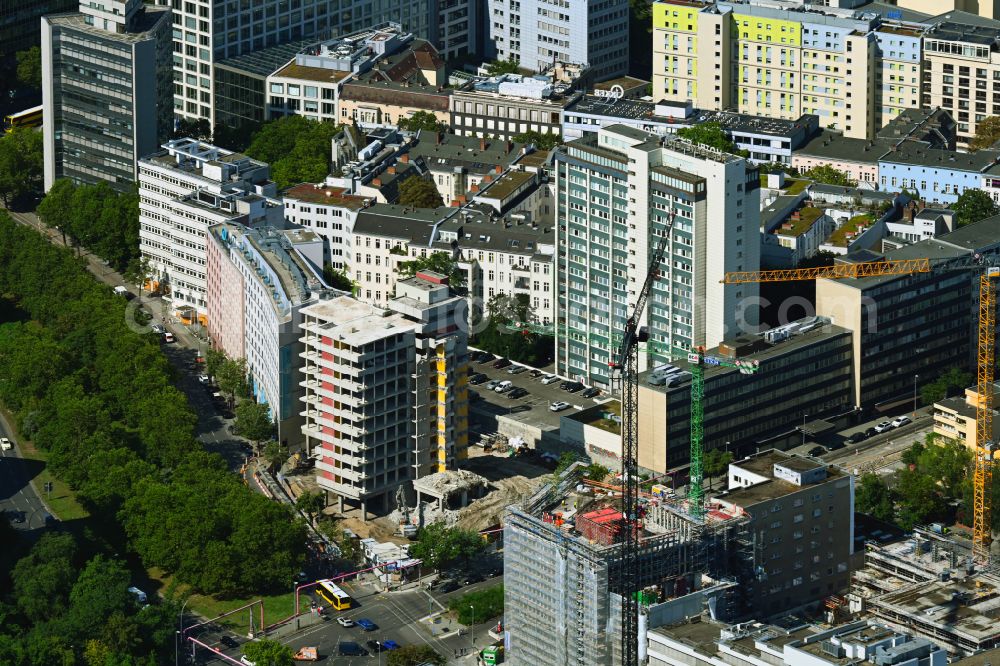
[176,596,190,666]
[470,605,475,656]
[913,374,920,418]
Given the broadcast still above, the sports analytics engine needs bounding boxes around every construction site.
[503,461,752,666]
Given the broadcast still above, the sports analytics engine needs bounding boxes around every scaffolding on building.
[504,466,751,665]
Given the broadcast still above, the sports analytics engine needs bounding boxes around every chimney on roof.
[506,140,513,153]
[373,178,382,187]
[470,184,480,193]
[480,137,487,151]
[387,166,396,174]
[495,165,502,174]
[456,195,467,204]
[400,153,409,163]
[450,200,461,207]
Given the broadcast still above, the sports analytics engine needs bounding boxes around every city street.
[192,575,504,665]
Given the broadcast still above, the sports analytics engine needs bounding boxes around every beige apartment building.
[651,0,923,140]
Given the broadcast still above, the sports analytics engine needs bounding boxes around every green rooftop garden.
[828,213,873,247]
[777,206,824,237]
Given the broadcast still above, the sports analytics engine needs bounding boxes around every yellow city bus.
[4,105,43,133]
[316,579,352,611]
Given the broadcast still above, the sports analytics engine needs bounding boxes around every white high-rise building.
[42,0,172,191]
[138,138,281,321]
[553,124,760,388]
[486,0,629,80]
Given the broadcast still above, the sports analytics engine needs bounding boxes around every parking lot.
[465,350,609,434]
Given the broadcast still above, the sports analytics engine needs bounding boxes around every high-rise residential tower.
[553,124,760,388]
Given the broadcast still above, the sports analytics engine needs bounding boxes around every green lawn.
[1,408,89,521]
[149,568,296,633]
[784,178,810,195]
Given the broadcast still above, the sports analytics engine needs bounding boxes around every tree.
[205,347,227,380]
[677,122,736,153]
[322,262,354,292]
[583,463,609,482]
[12,532,78,622]
[895,468,946,529]
[920,367,973,405]
[703,449,733,490]
[511,130,561,150]
[65,556,135,639]
[387,645,446,666]
[803,164,856,187]
[397,250,464,289]
[970,115,1000,151]
[16,47,41,89]
[409,523,485,570]
[245,116,340,188]
[236,401,274,451]
[553,451,580,476]
[295,490,325,524]
[0,126,44,205]
[449,584,504,624]
[241,638,294,666]
[856,473,895,522]
[953,188,999,227]
[216,357,249,404]
[471,293,553,366]
[485,58,520,76]
[397,111,443,132]
[35,178,76,246]
[397,175,444,208]
[173,117,212,141]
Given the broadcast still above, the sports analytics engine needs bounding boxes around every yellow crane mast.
[724,257,995,563]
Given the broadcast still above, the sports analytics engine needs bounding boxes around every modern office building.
[138,139,280,321]
[206,223,334,445]
[651,0,927,141]
[153,0,474,126]
[815,216,1000,411]
[638,317,854,473]
[553,124,760,388]
[0,0,75,55]
[298,272,469,518]
[41,0,171,191]
[450,69,586,141]
[485,0,629,79]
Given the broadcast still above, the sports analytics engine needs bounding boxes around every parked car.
[540,375,560,385]
[494,380,513,393]
[848,432,867,444]
[382,640,400,651]
[469,373,489,385]
[508,387,529,399]
[439,580,460,593]
[220,635,238,649]
[561,381,584,393]
[356,618,378,631]
[492,358,512,369]
[477,352,496,364]
[891,415,912,428]
[150,324,165,334]
[0,437,11,451]
[864,427,879,438]
[240,656,256,666]
[336,617,355,628]
[486,380,501,391]
[198,374,210,384]
[580,387,601,399]
[529,369,543,378]
[874,421,894,434]
[507,365,528,375]
[162,332,175,343]
[337,642,367,657]
[550,401,571,412]
[366,640,384,653]
[469,391,482,402]
[808,445,827,457]
[462,573,484,585]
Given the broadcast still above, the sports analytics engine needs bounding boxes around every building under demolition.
[850,529,1000,655]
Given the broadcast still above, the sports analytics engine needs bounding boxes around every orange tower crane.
[724,256,997,563]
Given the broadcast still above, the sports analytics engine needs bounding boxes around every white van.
[495,380,513,393]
